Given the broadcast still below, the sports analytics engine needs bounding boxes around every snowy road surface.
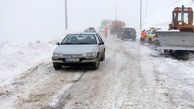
[0,35,194,109]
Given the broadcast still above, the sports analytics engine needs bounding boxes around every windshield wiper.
[77,43,96,44]
[61,43,96,45]
[61,43,72,45]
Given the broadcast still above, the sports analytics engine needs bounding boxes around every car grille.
[63,54,82,57]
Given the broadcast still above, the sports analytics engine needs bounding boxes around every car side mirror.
[99,42,104,45]
[55,42,60,45]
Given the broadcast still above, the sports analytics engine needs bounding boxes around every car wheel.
[153,40,160,46]
[148,38,152,44]
[53,63,62,70]
[93,55,100,69]
[121,37,124,41]
[132,37,136,41]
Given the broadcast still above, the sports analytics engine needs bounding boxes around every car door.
[96,33,105,56]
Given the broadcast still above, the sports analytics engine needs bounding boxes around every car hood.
[54,45,98,54]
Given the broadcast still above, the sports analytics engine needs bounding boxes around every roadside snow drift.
[0,41,56,86]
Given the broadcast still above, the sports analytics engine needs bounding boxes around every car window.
[84,29,90,32]
[146,31,150,35]
[150,30,156,34]
[61,34,97,45]
[124,29,130,34]
[96,33,103,43]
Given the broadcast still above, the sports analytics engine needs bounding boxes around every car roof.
[68,32,97,35]
[124,28,135,30]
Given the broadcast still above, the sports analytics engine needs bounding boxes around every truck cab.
[169,5,194,32]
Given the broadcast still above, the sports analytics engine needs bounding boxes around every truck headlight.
[82,52,97,58]
[53,53,63,57]
[179,22,182,25]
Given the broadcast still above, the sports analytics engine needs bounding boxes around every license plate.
[66,58,79,62]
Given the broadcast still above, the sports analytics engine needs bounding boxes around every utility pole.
[140,0,142,30]
[65,0,68,30]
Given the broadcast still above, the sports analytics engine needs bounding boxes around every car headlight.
[179,22,182,25]
[185,21,189,24]
[193,22,194,26]
[53,53,63,57]
[82,52,97,58]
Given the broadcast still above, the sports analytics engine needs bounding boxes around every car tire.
[121,37,124,41]
[148,38,152,44]
[132,37,136,41]
[53,63,62,70]
[93,55,100,69]
[153,39,160,46]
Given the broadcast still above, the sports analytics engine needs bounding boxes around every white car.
[52,33,105,70]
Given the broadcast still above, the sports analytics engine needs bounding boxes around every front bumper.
[52,57,97,64]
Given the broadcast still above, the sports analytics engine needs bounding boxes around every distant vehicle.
[117,28,136,41]
[98,27,105,33]
[84,27,97,33]
[110,20,125,34]
[52,33,105,70]
[117,28,124,39]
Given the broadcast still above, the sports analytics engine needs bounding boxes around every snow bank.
[153,57,194,108]
[0,42,8,49]
[0,44,3,49]
[0,40,58,86]
[144,0,194,30]
[0,30,77,86]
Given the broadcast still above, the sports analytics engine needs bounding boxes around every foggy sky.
[0,0,168,43]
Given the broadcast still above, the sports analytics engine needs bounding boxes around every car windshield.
[146,30,150,34]
[177,12,189,23]
[61,34,97,45]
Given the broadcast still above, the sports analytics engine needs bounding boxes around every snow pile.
[0,42,8,49]
[0,30,76,86]
[0,29,81,86]
[153,57,194,108]
[0,40,57,86]
[144,0,194,30]
[0,44,3,49]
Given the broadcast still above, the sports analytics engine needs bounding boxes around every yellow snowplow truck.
[144,27,160,44]
[155,5,194,51]
[145,29,156,44]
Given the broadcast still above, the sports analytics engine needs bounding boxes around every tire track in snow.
[48,70,87,109]
[0,61,87,109]
[62,36,146,109]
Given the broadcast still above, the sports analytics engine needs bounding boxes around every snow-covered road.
[0,35,194,109]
